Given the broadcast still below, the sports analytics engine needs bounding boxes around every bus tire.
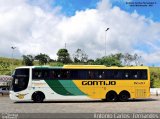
[105,91,118,102]
[32,91,45,103]
[118,91,130,102]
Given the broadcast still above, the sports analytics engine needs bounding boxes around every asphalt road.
[0,95,160,113]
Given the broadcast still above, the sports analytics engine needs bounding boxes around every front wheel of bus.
[105,91,118,102]
[32,92,45,103]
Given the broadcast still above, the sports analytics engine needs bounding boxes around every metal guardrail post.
[156,90,158,96]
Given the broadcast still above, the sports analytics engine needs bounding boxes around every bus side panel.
[73,80,150,99]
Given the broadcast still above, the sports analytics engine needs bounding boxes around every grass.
[0,57,160,87]
[0,57,63,75]
[0,57,22,75]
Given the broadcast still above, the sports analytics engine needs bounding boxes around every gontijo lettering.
[82,81,116,85]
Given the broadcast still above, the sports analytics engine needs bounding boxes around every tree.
[57,49,72,64]
[87,59,95,65]
[49,58,56,62]
[94,55,122,66]
[122,53,142,66]
[123,53,133,66]
[73,49,88,63]
[110,53,124,61]
[22,55,34,66]
[133,53,142,66]
[35,53,50,65]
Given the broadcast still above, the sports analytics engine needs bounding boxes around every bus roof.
[15,66,62,69]
[15,65,149,70]
[63,65,106,69]
[63,65,149,69]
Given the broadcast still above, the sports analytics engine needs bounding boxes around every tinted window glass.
[15,69,29,76]
[105,69,147,80]
[61,70,71,79]
[32,68,148,80]
[32,69,42,79]
[12,68,29,92]
[32,69,50,79]
[105,70,114,79]
[70,70,78,79]
[50,69,71,79]
[52,69,61,79]
[69,70,88,79]
[88,70,95,79]
[87,70,106,79]
[78,70,88,79]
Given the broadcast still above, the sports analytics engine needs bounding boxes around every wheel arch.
[106,90,118,95]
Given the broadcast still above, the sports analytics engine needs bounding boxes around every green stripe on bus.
[59,80,86,95]
[45,80,73,95]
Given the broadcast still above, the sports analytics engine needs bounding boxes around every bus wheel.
[118,91,130,102]
[32,91,45,103]
[105,91,118,102]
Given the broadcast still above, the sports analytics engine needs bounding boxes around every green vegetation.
[0,57,21,75]
[149,67,160,88]
[22,55,34,66]
[73,49,88,63]
[0,48,160,87]
[57,49,72,64]
[35,53,50,65]
[94,56,122,66]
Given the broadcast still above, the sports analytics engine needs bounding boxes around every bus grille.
[135,89,146,98]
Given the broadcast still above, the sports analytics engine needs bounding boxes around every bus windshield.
[11,68,29,92]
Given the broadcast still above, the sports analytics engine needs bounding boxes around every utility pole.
[65,43,67,49]
[105,28,109,57]
[11,46,16,75]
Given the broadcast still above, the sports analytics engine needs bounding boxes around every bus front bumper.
[9,91,31,101]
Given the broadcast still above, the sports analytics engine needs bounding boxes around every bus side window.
[78,70,88,79]
[141,70,147,79]
[106,70,114,79]
[70,70,78,79]
[101,71,105,79]
[94,70,105,79]
[94,71,100,79]
[50,70,55,79]
[56,70,61,79]
[61,70,70,79]
[54,70,61,79]
[124,70,130,79]
[50,69,62,79]
[114,70,123,79]
[32,69,42,79]
[130,70,139,79]
[88,70,94,79]
[66,70,71,79]
[43,70,50,79]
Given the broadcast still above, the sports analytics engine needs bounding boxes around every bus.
[9,65,150,102]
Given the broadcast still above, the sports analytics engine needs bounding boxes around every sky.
[0,0,160,66]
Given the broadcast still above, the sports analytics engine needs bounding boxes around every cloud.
[0,0,160,65]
